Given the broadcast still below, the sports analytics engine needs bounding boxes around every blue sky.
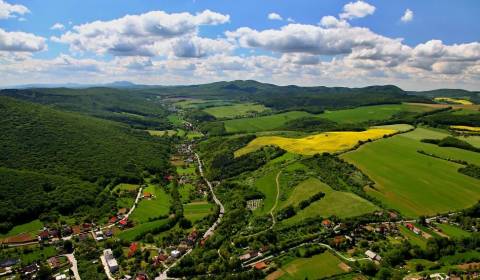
[0,0,479,89]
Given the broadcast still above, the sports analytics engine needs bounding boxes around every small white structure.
[95,230,104,241]
[104,249,118,273]
[171,250,181,258]
[55,275,67,280]
[365,250,382,261]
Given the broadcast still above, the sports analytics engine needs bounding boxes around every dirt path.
[269,171,282,228]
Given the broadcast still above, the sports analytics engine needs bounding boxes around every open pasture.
[235,128,397,156]
[268,251,347,280]
[280,178,379,224]
[253,171,279,216]
[129,185,171,223]
[322,104,433,123]
[224,111,312,133]
[117,218,171,241]
[342,129,480,217]
[203,103,269,118]
[0,219,43,239]
[184,201,214,222]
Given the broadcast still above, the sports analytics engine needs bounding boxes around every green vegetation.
[224,111,313,133]
[183,201,214,222]
[280,178,379,224]
[0,219,43,238]
[253,171,279,216]
[129,185,171,223]
[273,251,347,280]
[117,218,173,241]
[436,223,471,238]
[203,103,268,118]
[342,130,480,217]
[112,183,139,192]
[398,225,428,248]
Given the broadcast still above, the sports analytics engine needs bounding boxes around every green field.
[399,225,428,248]
[117,197,135,209]
[203,103,268,118]
[224,111,313,133]
[460,136,480,148]
[272,251,347,280]
[342,128,480,217]
[117,218,171,241]
[175,99,233,109]
[253,171,280,215]
[184,201,214,222]
[280,178,379,224]
[322,104,432,124]
[129,185,171,223]
[179,183,195,203]
[112,183,139,193]
[436,223,471,238]
[177,165,196,175]
[168,114,184,126]
[0,219,43,238]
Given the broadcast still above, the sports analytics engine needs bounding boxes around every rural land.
[0,81,480,280]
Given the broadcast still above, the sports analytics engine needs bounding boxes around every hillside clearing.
[203,103,269,118]
[129,185,171,223]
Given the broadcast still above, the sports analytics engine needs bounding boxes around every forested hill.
[0,96,171,182]
[0,87,172,130]
[137,80,432,113]
[0,96,173,231]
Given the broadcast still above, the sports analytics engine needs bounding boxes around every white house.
[104,249,119,273]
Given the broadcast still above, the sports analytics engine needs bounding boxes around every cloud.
[401,9,413,22]
[0,28,47,52]
[340,1,376,20]
[50,23,65,30]
[170,37,233,58]
[53,10,230,57]
[268,13,283,21]
[319,16,350,28]
[0,0,29,19]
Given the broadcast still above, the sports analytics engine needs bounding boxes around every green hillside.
[0,96,172,232]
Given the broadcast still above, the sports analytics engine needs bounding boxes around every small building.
[95,230,104,241]
[38,230,49,241]
[143,192,152,199]
[322,219,332,228]
[104,249,119,273]
[430,273,450,280]
[365,250,382,261]
[118,208,128,215]
[55,274,67,280]
[47,256,61,269]
[128,243,138,257]
[171,250,181,258]
[254,262,267,270]
[109,217,117,224]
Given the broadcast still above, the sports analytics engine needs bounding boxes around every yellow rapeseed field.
[235,128,397,156]
[434,97,473,105]
[450,125,480,132]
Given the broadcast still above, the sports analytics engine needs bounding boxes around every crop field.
[450,125,480,132]
[280,178,379,225]
[321,104,433,123]
[174,99,233,109]
[184,201,214,222]
[117,218,170,241]
[342,129,480,217]
[235,128,398,156]
[224,111,314,133]
[436,223,471,238]
[179,183,194,203]
[203,103,269,118]
[434,97,473,105]
[269,251,347,280]
[129,185,171,223]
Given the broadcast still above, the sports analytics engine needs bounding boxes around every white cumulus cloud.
[268,13,283,21]
[50,23,65,30]
[401,9,414,22]
[0,0,29,19]
[0,28,47,52]
[340,1,376,20]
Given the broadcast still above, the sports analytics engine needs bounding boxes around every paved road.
[64,253,81,280]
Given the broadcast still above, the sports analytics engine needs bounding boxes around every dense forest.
[0,96,172,231]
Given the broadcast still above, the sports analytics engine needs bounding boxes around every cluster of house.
[405,223,422,235]
[405,272,479,280]
[152,230,200,267]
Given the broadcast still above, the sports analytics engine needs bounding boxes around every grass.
[436,223,471,239]
[271,251,347,280]
[342,128,480,217]
[179,183,195,203]
[459,136,480,148]
[112,183,139,192]
[280,178,379,224]
[168,114,184,126]
[184,201,214,222]
[129,185,171,223]
[434,97,473,105]
[254,171,279,216]
[117,197,135,209]
[440,251,480,265]
[399,225,428,248]
[203,103,269,118]
[321,104,432,124]
[186,131,204,139]
[117,218,171,241]
[177,165,196,175]
[0,219,43,238]
[224,111,313,133]
[235,128,398,156]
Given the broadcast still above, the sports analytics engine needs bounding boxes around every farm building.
[104,249,119,273]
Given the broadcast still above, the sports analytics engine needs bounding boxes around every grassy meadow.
[342,128,480,217]
[321,104,432,123]
[129,185,171,223]
[117,218,171,241]
[224,111,313,133]
[235,128,397,156]
[436,223,471,239]
[253,171,279,216]
[0,219,43,238]
[269,251,347,280]
[280,178,379,224]
[184,201,214,222]
[203,103,269,118]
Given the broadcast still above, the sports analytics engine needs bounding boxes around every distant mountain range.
[7,80,146,89]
